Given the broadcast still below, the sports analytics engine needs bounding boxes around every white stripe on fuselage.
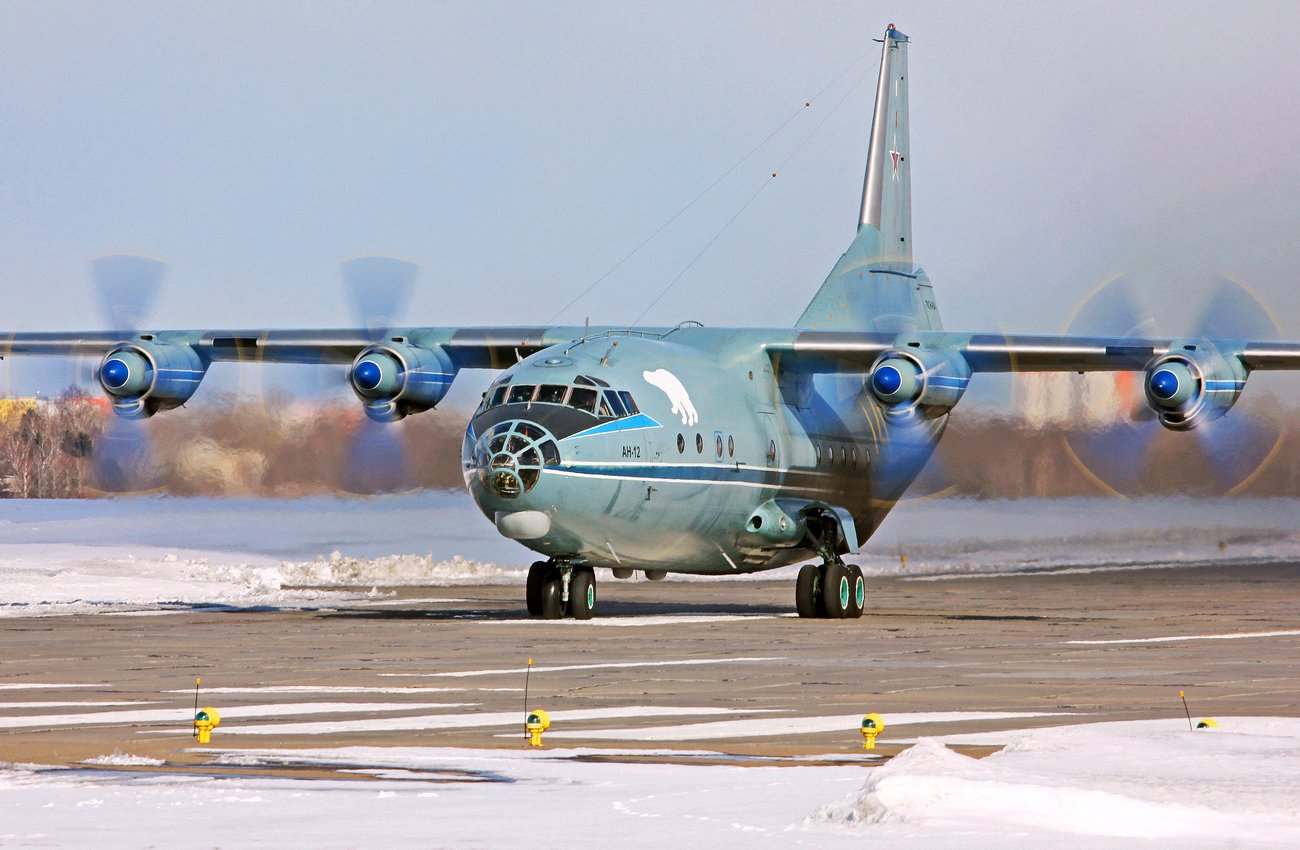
[547,468,832,493]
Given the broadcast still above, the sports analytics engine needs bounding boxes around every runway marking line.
[0,702,475,730]
[1067,630,1300,645]
[210,706,767,736]
[382,657,785,678]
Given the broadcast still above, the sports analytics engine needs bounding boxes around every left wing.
[0,324,662,420]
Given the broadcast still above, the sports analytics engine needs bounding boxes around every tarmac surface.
[0,562,1296,773]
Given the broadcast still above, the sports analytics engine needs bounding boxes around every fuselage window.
[815,444,822,465]
[727,435,734,457]
[767,440,777,463]
[695,433,704,454]
[715,434,723,457]
[568,387,598,413]
[618,391,639,415]
[539,440,561,466]
[597,393,614,417]
[537,384,567,404]
[507,385,536,404]
[840,446,847,468]
[851,446,858,469]
[489,386,509,408]
[677,433,685,453]
[603,390,627,417]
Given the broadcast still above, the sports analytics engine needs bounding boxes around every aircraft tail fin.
[798,24,942,333]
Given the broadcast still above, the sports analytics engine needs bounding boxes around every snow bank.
[810,718,1300,847]
[206,551,518,588]
[1,719,1298,848]
[81,749,164,767]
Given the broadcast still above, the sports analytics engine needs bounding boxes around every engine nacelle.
[867,348,971,414]
[1143,343,1246,431]
[349,342,455,422]
[96,341,208,419]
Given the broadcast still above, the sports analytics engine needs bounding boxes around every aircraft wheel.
[539,570,565,620]
[568,568,596,620]
[822,562,850,619]
[846,565,865,619]
[526,561,550,616]
[795,564,821,618]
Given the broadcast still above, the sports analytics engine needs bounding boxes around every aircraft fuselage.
[463,328,943,574]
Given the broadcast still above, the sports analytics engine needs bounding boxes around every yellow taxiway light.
[525,709,551,748]
[861,712,885,750]
[194,707,222,744]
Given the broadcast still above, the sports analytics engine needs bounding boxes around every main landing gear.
[527,560,596,620]
[795,560,865,619]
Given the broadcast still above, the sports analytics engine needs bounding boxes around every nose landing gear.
[526,560,596,620]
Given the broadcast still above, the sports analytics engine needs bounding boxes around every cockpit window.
[537,384,567,404]
[567,387,598,413]
[507,385,536,404]
[484,378,641,419]
[603,390,627,418]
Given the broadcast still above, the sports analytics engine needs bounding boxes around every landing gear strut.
[527,560,596,620]
[795,560,864,620]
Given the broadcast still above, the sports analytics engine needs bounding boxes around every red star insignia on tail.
[889,149,901,181]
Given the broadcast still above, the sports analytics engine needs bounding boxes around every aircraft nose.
[469,418,560,502]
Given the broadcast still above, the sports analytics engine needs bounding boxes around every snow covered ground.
[0,718,1297,848]
[0,494,1297,845]
[0,492,1295,616]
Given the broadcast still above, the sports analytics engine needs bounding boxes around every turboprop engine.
[348,341,455,422]
[1143,343,1246,431]
[96,341,208,419]
[866,347,971,415]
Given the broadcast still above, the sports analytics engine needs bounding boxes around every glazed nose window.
[474,420,558,498]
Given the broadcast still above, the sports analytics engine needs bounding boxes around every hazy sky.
[2,2,1298,357]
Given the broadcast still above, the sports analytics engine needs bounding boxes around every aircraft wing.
[7,325,1298,375]
[0,324,679,419]
[766,330,1300,373]
[0,325,652,368]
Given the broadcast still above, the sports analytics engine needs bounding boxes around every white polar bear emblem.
[642,369,699,426]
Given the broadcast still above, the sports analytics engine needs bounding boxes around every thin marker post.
[1179,690,1193,732]
[523,659,533,744]
[193,678,201,737]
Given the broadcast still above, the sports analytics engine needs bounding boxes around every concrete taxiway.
[0,563,1296,770]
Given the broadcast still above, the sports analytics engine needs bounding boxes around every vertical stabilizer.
[799,25,941,333]
[859,25,911,257]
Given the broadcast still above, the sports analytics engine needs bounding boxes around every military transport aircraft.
[3,25,1297,619]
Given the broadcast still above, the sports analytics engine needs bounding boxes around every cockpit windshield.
[481,375,641,420]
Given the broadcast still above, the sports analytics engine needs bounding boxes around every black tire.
[822,562,850,619]
[568,568,596,620]
[526,561,550,616]
[795,564,821,618]
[539,571,564,619]
[846,564,865,619]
